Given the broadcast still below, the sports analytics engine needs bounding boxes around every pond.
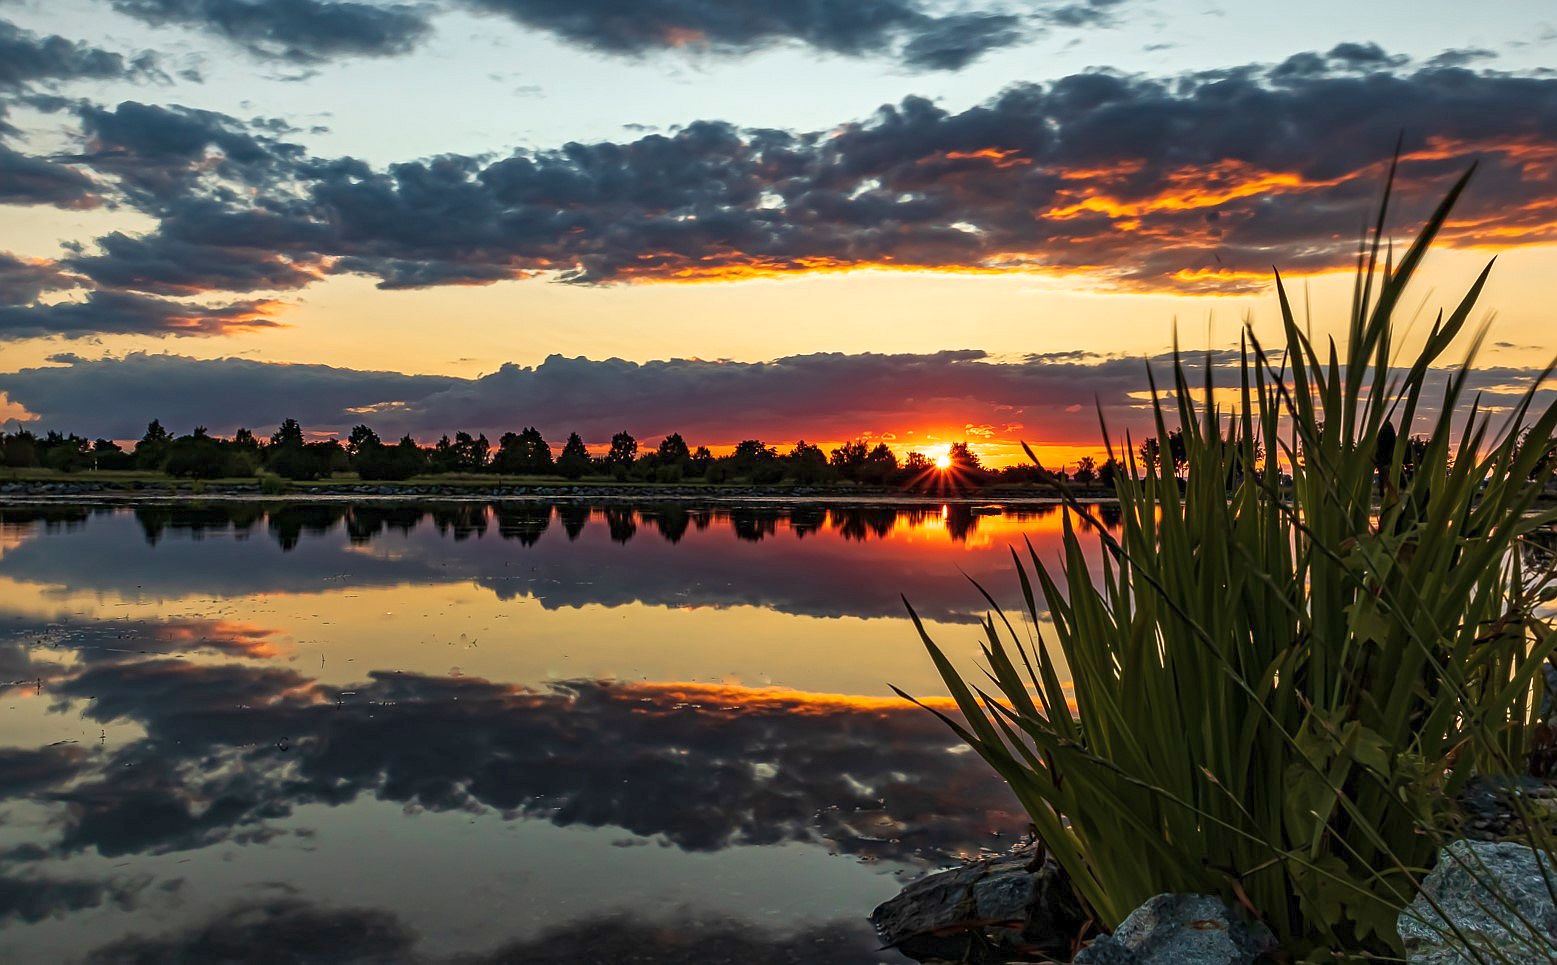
[0,499,1112,962]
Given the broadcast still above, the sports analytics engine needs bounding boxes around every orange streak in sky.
[942,148,1033,168]
[1043,160,1352,220]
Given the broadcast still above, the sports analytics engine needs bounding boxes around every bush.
[902,169,1557,955]
[267,445,332,480]
[163,438,228,478]
[258,472,289,495]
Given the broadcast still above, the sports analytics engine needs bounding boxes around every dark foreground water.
[0,499,1107,963]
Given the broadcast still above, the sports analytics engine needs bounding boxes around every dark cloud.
[66,232,323,295]
[0,143,101,209]
[73,100,307,204]
[0,252,81,305]
[106,0,433,65]
[0,348,1144,443]
[102,0,1113,71]
[0,18,158,91]
[0,352,459,431]
[461,0,1071,70]
[898,12,1028,71]
[7,51,1557,338]
[43,54,1557,320]
[4,348,1551,449]
[0,290,285,338]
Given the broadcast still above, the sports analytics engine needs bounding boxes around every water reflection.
[1,501,1111,625]
[0,500,1108,961]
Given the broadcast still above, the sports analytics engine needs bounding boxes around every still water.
[0,499,1109,962]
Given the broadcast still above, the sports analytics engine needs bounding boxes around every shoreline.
[0,479,1105,507]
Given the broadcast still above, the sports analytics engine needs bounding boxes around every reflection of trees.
[493,504,552,546]
[345,505,425,543]
[943,505,978,543]
[830,507,897,542]
[0,506,94,532]
[267,505,348,551]
[645,506,690,544]
[730,508,777,542]
[11,498,1117,554]
[788,505,825,537]
[133,505,264,544]
[557,504,589,541]
[430,504,488,541]
[603,507,637,544]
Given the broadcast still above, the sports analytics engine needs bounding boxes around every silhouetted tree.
[357,434,425,480]
[1072,455,1097,485]
[493,427,553,474]
[91,438,131,470]
[606,431,637,467]
[556,432,591,479]
[1166,428,1187,478]
[133,420,172,469]
[164,429,229,478]
[346,424,381,458]
[40,431,93,472]
[948,442,983,472]
[657,433,691,465]
[1,430,39,468]
[431,431,488,472]
[829,440,868,471]
[1138,437,1161,473]
[729,439,781,483]
[786,440,829,483]
[270,419,305,449]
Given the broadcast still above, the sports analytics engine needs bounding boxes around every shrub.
[902,168,1557,955]
[258,472,289,495]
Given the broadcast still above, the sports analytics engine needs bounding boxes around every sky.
[1,0,1555,464]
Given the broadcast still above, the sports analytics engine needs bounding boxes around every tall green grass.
[899,167,1557,954]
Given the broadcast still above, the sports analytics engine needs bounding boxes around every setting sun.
[934,453,952,470]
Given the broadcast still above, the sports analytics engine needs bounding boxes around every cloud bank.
[101,0,1116,71]
[2,47,1556,338]
[4,349,1552,449]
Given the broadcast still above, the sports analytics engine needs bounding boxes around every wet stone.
[870,843,1087,963]
[1072,894,1276,965]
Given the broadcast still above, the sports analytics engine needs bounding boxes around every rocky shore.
[872,777,1557,963]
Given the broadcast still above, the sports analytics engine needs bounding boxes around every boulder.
[869,844,1087,962]
[1072,894,1276,964]
[1397,838,1557,963]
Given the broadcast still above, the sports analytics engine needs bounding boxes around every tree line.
[0,420,1122,487]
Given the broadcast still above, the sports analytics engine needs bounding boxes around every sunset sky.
[2,0,1555,465]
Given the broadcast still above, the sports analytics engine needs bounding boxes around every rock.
[1398,839,1557,963]
[1072,894,1276,964]
[869,844,1087,962]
